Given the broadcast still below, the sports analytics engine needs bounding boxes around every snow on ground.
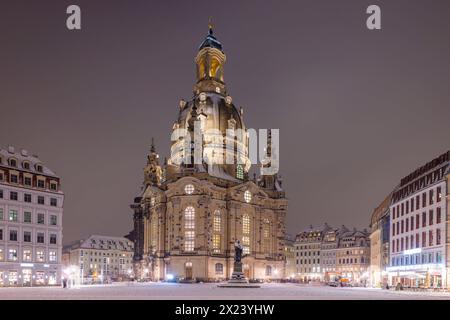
[0,282,450,300]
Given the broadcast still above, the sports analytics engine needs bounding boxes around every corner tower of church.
[131,24,288,282]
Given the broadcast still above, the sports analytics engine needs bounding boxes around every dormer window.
[37,179,45,189]
[36,164,43,173]
[9,158,17,168]
[23,162,30,170]
[50,183,57,191]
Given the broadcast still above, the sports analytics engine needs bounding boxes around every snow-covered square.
[1,282,450,300]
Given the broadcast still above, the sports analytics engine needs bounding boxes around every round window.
[185,184,195,195]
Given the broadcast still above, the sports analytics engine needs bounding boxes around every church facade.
[131,25,288,282]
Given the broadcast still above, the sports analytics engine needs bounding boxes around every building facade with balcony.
[0,146,64,287]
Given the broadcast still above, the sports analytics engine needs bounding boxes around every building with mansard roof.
[130,25,288,282]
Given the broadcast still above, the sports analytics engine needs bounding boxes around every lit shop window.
[8,272,18,285]
[36,271,45,285]
[184,184,195,195]
[244,190,252,203]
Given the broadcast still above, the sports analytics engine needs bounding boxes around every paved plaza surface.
[1,282,450,300]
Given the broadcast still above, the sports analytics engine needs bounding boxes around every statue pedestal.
[217,261,260,288]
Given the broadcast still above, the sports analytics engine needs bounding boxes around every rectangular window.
[49,251,57,262]
[184,231,195,252]
[24,211,32,223]
[50,215,57,226]
[437,207,441,224]
[437,187,442,202]
[422,193,426,208]
[406,201,409,214]
[10,191,18,201]
[405,219,409,232]
[429,210,434,226]
[36,250,45,262]
[24,193,32,203]
[416,214,420,229]
[422,212,426,227]
[9,210,18,222]
[37,232,45,243]
[23,249,32,262]
[37,213,45,224]
[37,180,45,188]
[416,233,419,248]
[0,229,2,240]
[8,249,18,261]
[0,190,3,199]
[0,208,3,220]
[429,230,433,246]
[50,183,57,191]
[422,232,426,247]
[50,198,57,207]
[242,236,250,254]
[10,174,18,183]
[50,234,57,245]
[411,216,414,231]
[9,230,18,241]
[24,177,32,186]
[437,229,441,245]
[401,203,404,216]
[37,196,45,205]
[401,220,404,233]
[429,189,434,205]
[23,231,31,242]
[411,198,414,211]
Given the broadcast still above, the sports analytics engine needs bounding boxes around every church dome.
[168,25,251,182]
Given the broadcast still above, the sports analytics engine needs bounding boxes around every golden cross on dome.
[208,16,214,34]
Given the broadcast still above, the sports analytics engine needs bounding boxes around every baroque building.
[130,25,287,282]
[0,146,64,287]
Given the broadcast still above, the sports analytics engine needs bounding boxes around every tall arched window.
[236,165,244,180]
[213,210,221,253]
[242,214,250,255]
[184,207,195,252]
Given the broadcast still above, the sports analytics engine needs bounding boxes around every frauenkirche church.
[130,25,288,282]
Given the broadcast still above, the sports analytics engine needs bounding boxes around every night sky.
[1,1,449,243]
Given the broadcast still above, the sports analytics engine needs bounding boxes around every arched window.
[184,207,195,252]
[244,190,252,203]
[215,263,223,275]
[265,265,272,276]
[213,210,221,232]
[236,165,244,180]
[9,158,17,168]
[185,184,195,195]
[184,207,195,229]
[242,214,251,255]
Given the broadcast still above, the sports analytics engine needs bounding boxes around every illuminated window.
[213,234,221,253]
[236,165,244,180]
[242,212,251,255]
[185,184,195,195]
[9,210,18,222]
[243,214,250,235]
[185,231,195,252]
[0,248,3,261]
[49,251,57,262]
[23,249,32,261]
[8,249,18,261]
[213,210,221,232]
[184,206,195,252]
[150,197,155,206]
[184,207,195,229]
[244,190,252,203]
[151,217,158,249]
[36,250,45,262]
